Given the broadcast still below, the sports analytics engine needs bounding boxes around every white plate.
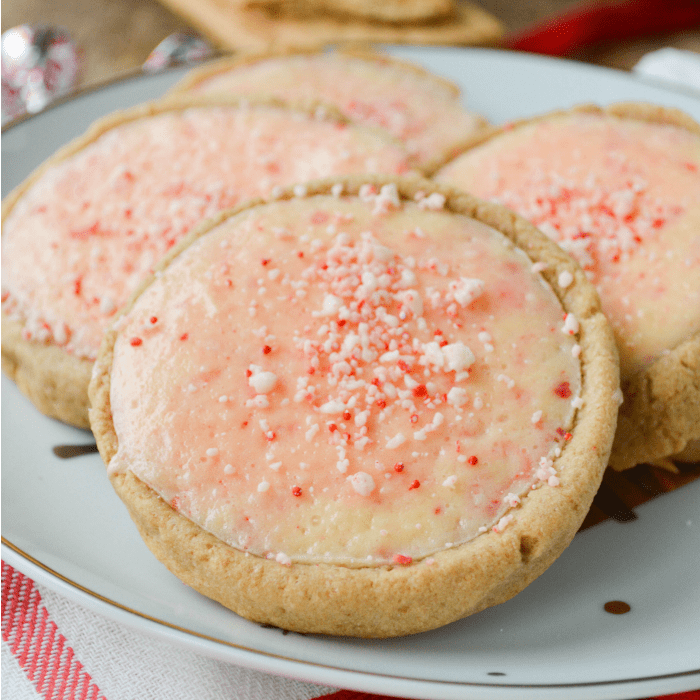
[2,47,700,700]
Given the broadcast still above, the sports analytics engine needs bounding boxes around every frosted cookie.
[172,50,487,174]
[1,96,415,428]
[89,176,619,637]
[435,104,700,471]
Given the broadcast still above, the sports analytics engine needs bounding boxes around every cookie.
[435,103,700,471]
[89,175,619,637]
[158,0,504,55]
[1,96,415,428]
[244,0,455,23]
[172,49,488,174]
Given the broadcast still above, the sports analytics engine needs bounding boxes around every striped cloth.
[3,561,699,700]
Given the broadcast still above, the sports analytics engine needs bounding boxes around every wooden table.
[2,0,699,89]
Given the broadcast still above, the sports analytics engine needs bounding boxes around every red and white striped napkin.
[1,561,379,700]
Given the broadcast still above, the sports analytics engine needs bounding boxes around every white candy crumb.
[562,313,579,335]
[248,367,277,394]
[386,433,406,449]
[347,472,376,496]
[558,270,574,288]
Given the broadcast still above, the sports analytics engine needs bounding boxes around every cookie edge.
[89,175,619,637]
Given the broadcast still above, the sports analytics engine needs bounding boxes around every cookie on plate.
[172,49,488,174]
[89,176,619,637]
[435,104,700,471]
[1,96,415,428]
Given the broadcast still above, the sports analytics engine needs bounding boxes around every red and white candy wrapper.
[142,32,213,73]
[1,25,80,124]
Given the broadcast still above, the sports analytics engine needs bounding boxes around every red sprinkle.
[412,384,428,398]
[263,345,272,354]
[467,455,479,466]
[180,333,189,341]
[564,432,573,441]
[554,381,572,399]
[409,480,420,490]
[394,462,405,473]
[297,251,304,258]
[329,424,338,432]
[398,360,412,373]
[307,367,316,375]
[130,337,142,346]
[292,486,302,497]
[245,369,253,377]
[343,410,352,421]
[439,339,449,348]
[149,316,158,324]
[393,554,413,566]
[376,399,386,409]
[337,319,346,327]
[261,258,271,266]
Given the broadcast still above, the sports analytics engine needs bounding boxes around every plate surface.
[2,47,700,700]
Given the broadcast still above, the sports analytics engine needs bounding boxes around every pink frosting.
[187,53,485,169]
[437,112,700,379]
[1,104,413,359]
[107,189,581,566]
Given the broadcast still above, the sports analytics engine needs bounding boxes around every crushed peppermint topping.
[347,471,376,496]
[490,170,684,274]
[558,270,574,288]
[562,313,579,335]
[108,190,582,567]
[248,365,278,394]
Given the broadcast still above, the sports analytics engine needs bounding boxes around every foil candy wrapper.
[143,33,213,73]
[2,28,213,125]
[2,25,80,124]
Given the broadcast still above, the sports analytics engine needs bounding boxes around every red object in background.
[504,0,700,56]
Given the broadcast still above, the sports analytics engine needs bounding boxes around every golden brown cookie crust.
[89,175,619,637]
[436,103,700,472]
[156,1,503,55]
[170,47,488,176]
[243,0,456,24]
[1,95,408,429]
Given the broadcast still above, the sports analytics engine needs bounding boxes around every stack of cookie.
[157,0,504,52]
[2,48,697,638]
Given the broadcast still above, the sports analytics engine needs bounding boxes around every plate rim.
[4,539,700,699]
